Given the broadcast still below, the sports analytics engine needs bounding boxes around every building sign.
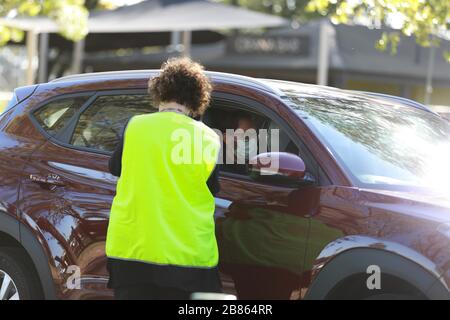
[228,35,310,56]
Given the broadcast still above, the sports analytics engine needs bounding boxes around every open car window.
[204,104,299,177]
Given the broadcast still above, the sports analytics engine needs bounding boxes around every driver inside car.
[223,112,259,174]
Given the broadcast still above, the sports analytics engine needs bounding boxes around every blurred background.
[0,0,449,119]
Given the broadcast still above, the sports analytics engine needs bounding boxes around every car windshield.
[283,86,450,193]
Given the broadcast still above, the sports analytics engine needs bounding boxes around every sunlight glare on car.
[392,123,450,194]
[422,142,450,196]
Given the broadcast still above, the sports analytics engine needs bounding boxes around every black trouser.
[114,283,192,300]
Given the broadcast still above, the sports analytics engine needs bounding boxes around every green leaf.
[0,0,90,44]
[444,51,450,63]
[305,0,450,63]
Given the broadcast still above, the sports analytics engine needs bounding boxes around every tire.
[0,247,42,300]
[325,272,427,300]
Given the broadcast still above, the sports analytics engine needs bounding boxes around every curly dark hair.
[148,57,213,116]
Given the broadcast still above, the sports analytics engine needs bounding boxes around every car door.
[208,94,327,299]
[18,90,155,299]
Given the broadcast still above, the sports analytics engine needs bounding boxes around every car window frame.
[212,92,328,186]
[29,92,97,140]
[64,89,154,154]
[29,89,152,156]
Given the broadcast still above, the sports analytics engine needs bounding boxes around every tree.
[306,0,450,60]
[0,0,117,45]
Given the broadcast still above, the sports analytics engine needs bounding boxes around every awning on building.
[88,0,287,32]
[1,0,287,33]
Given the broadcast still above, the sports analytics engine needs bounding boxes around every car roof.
[261,79,438,115]
[51,70,434,114]
[51,70,285,97]
[356,91,437,114]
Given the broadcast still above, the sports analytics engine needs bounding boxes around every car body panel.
[304,187,450,293]
[18,139,113,299]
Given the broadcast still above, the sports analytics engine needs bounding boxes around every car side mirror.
[249,152,313,186]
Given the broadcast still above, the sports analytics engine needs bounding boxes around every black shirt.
[107,118,222,292]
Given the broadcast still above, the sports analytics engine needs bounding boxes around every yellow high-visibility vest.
[106,112,221,268]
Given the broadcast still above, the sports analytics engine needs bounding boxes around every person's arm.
[207,165,221,195]
[109,119,130,177]
[109,135,123,177]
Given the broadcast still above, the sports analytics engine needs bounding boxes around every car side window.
[70,94,155,153]
[33,97,88,136]
[204,105,300,176]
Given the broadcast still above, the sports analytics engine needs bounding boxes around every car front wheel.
[0,247,42,300]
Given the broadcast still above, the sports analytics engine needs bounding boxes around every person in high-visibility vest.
[106,58,222,300]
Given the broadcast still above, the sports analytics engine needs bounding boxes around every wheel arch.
[304,236,450,300]
[0,211,56,300]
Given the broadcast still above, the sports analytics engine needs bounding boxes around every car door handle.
[214,197,232,218]
[29,174,65,187]
[215,198,232,210]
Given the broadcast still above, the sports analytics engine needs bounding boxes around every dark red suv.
[0,71,449,300]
